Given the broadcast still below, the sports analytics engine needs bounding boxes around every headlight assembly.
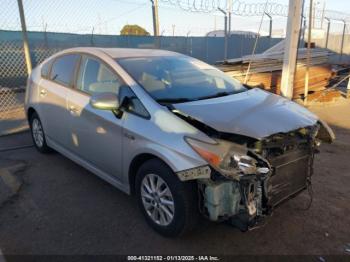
[185,137,265,178]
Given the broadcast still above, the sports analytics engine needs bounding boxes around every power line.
[93,2,148,27]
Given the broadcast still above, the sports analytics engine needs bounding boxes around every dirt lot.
[0,100,350,258]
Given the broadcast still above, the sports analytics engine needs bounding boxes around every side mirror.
[90,92,120,110]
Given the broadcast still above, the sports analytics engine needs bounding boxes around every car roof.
[61,47,183,59]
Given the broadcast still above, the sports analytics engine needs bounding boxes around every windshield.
[117,56,246,103]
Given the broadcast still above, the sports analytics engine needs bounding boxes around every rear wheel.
[29,112,51,153]
[135,159,198,237]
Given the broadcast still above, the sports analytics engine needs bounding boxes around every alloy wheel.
[141,173,175,226]
[32,118,44,148]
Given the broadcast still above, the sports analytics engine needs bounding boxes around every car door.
[66,55,124,180]
[38,53,80,149]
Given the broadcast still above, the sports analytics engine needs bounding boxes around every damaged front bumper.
[181,122,333,231]
[197,171,270,231]
[197,146,313,231]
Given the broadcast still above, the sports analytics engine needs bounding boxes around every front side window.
[76,56,123,95]
[50,54,79,86]
[117,56,246,103]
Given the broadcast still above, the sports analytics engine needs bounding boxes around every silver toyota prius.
[25,47,334,237]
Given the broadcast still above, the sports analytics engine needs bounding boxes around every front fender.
[317,119,335,143]
[124,140,207,178]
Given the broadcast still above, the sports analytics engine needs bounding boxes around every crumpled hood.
[173,88,319,140]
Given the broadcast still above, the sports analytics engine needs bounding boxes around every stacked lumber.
[276,65,334,98]
[306,89,343,103]
[217,47,335,99]
[218,49,330,76]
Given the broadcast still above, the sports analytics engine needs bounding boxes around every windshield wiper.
[196,91,234,101]
[156,98,194,104]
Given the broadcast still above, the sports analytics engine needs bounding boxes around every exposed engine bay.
[174,109,334,231]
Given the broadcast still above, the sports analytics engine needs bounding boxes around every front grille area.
[266,147,311,206]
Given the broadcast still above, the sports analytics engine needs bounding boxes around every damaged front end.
[178,120,333,231]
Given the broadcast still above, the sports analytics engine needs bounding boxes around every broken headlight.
[185,137,266,178]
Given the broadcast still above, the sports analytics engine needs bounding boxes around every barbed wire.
[160,0,287,16]
[1,0,350,35]
[160,0,350,22]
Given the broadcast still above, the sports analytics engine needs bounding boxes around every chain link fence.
[0,39,28,135]
[312,18,350,64]
[1,0,350,135]
[0,0,285,136]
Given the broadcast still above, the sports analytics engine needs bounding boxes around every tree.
[120,25,150,36]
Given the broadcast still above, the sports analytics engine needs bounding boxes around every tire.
[135,159,198,237]
[29,112,52,153]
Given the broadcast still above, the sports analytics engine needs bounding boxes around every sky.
[1,0,350,36]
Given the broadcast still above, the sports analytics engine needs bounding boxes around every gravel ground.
[0,100,349,258]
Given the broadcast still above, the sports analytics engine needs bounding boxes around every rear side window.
[41,61,51,78]
[50,54,79,86]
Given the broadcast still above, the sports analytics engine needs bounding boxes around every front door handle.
[124,133,135,140]
[40,89,47,96]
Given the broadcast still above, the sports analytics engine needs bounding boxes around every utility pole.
[265,12,272,38]
[17,0,32,75]
[218,7,228,61]
[280,0,303,99]
[150,0,159,36]
[304,0,313,105]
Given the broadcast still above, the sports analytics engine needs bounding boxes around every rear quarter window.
[50,54,79,86]
[41,60,51,78]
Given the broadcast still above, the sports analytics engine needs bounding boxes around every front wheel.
[135,159,198,237]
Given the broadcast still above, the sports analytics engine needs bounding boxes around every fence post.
[90,27,95,46]
[347,74,350,98]
[301,15,306,44]
[228,0,232,34]
[205,36,209,63]
[186,31,192,56]
[304,0,313,105]
[340,20,346,62]
[17,0,32,75]
[218,8,228,61]
[44,23,48,48]
[324,17,330,48]
[265,12,273,38]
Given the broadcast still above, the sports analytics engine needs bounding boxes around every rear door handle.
[69,105,80,115]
